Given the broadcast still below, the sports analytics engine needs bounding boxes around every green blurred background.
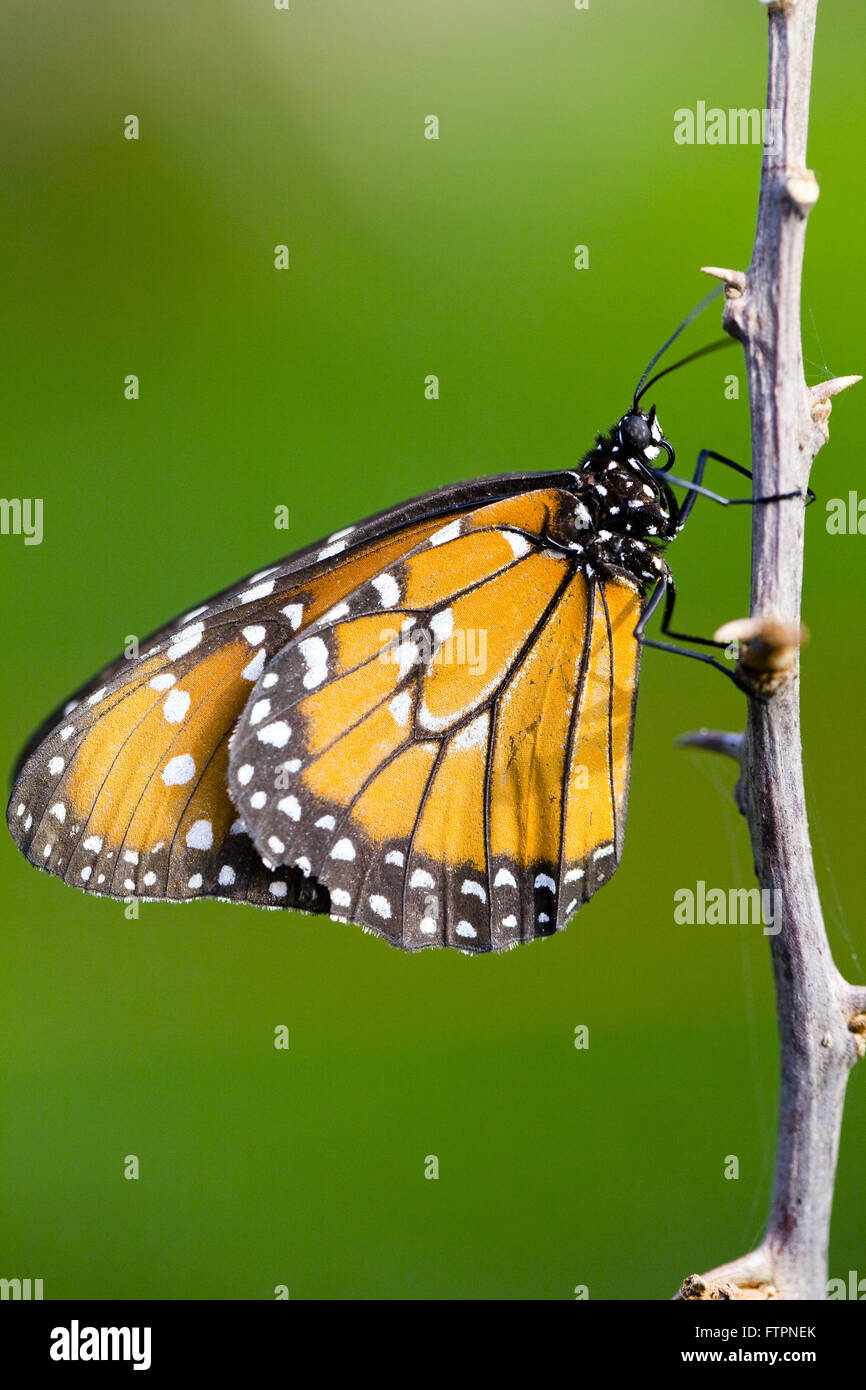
[1,0,863,1300]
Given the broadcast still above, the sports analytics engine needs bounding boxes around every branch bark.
[676,0,862,1301]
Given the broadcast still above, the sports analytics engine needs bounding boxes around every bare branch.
[676,0,863,1301]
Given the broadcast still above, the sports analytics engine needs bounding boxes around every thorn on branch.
[809,375,862,432]
[677,729,747,814]
[678,1274,734,1300]
[849,1012,866,1060]
[714,617,808,697]
[676,729,744,764]
[677,1273,779,1301]
[785,170,820,217]
[700,265,747,297]
[807,375,861,407]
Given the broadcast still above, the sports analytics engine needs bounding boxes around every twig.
[675,730,744,764]
[675,0,862,1301]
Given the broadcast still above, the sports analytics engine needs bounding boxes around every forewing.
[7,477,540,907]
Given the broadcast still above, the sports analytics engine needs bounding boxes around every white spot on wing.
[429,608,454,647]
[299,636,329,689]
[240,580,276,604]
[388,691,412,727]
[429,520,461,547]
[503,530,531,558]
[186,819,213,850]
[371,573,400,607]
[452,714,488,751]
[163,689,191,723]
[396,636,422,680]
[241,649,266,682]
[257,721,291,748]
[168,623,204,660]
[461,880,486,902]
[162,754,195,786]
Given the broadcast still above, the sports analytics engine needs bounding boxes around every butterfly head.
[580,403,673,486]
[616,405,668,465]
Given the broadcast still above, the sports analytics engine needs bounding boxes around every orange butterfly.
[9,292,780,952]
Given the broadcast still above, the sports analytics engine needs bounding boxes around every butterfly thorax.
[545,409,677,593]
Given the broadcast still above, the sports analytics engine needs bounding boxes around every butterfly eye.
[619,413,653,453]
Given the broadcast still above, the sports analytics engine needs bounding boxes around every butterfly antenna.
[635,337,735,403]
[632,283,724,407]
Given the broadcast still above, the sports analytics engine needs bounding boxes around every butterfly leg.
[634,568,744,688]
[661,449,815,531]
[640,447,813,663]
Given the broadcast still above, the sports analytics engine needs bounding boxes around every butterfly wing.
[7,473,575,912]
[228,490,644,951]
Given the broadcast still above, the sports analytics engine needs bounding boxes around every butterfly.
[7,290,758,953]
